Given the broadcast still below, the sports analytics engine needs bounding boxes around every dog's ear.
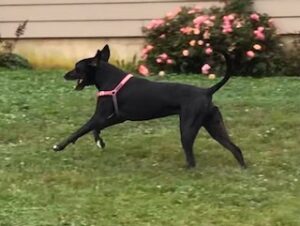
[89,45,110,67]
[100,44,110,62]
[89,50,102,67]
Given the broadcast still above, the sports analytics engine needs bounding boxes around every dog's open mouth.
[75,79,85,90]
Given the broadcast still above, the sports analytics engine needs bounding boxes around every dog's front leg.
[92,115,126,149]
[53,117,96,151]
[93,129,105,149]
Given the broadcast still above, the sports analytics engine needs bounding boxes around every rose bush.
[138,1,284,77]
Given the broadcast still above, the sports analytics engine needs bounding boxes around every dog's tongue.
[75,79,84,90]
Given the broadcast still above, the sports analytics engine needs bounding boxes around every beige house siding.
[255,0,300,34]
[0,0,299,68]
[0,0,222,38]
[1,0,299,38]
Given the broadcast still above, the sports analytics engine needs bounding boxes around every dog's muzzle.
[75,79,86,90]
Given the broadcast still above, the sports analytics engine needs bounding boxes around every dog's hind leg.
[93,129,105,149]
[203,106,246,168]
[179,108,204,168]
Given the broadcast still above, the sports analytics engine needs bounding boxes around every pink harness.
[96,74,133,116]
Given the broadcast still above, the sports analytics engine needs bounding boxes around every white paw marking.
[96,141,102,149]
[53,145,58,150]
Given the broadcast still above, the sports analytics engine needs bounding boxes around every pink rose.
[205,47,213,55]
[201,64,211,74]
[246,50,255,58]
[223,16,229,22]
[222,27,233,34]
[156,58,163,63]
[209,15,216,21]
[255,33,265,40]
[141,45,154,58]
[159,53,168,60]
[188,9,196,14]
[189,40,196,46]
[146,19,165,30]
[204,20,213,27]
[228,14,235,21]
[167,59,174,64]
[193,28,200,35]
[257,26,265,32]
[138,65,149,76]
[250,13,260,21]
[236,21,243,28]
[141,54,147,60]
[166,7,182,20]
[193,15,208,28]
[180,26,193,34]
[253,28,265,41]
[198,40,204,46]
[182,49,189,56]
[253,44,262,50]
[222,16,233,33]
[145,45,153,52]
[203,30,211,39]
[141,48,148,56]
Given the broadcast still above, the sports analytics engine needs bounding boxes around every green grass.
[0,69,299,226]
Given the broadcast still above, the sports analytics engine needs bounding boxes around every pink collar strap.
[96,74,133,97]
[96,74,133,116]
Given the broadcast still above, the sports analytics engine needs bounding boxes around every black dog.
[53,45,246,168]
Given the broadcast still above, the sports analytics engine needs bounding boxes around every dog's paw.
[241,164,247,169]
[96,140,106,149]
[53,144,64,152]
[96,141,102,149]
[185,162,196,169]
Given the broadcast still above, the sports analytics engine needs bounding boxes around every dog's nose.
[64,71,73,80]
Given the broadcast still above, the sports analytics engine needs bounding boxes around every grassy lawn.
[0,69,299,226]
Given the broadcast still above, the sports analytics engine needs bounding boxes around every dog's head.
[64,45,110,90]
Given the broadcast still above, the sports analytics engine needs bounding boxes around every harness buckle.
[96,74,133,117]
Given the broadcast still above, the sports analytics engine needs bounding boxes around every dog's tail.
[207,51,232,95]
